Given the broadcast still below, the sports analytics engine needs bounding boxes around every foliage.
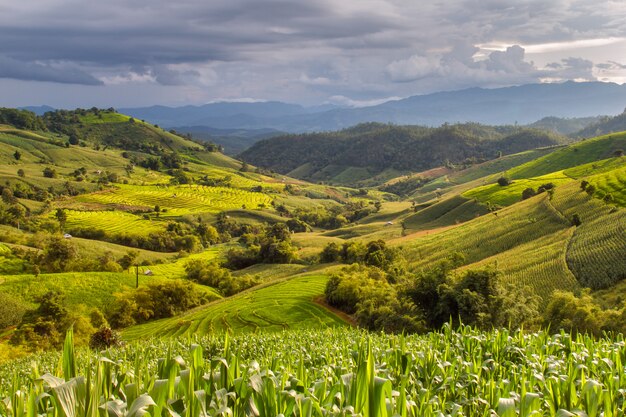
[0,292,26,329]
[108,281,212,328]
[6,325,626,416]
[241,123,567,186]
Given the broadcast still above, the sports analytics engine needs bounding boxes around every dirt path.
[312,296,358,327]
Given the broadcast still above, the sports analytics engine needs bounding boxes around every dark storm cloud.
[0,0,624,105]
[0,55,103,85]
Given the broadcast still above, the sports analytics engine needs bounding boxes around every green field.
[462,171,572,207]
[0,271,218,313]
[2,327,625,416]
[74,184,273,215]
[123,274,346,340]
[62,209,167,236]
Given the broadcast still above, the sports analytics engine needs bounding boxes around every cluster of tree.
[0,108,47,130]
[11,291,102,350]
[325,254,541,334]
[580,180,616,205]
[108,281,213,328]
[574,109,626,138]
[379,176,430,196]
[240,122,568,185]
[521,182,555,200]
[8,234,143,274]
[320,239,405,275]
[274,201,380,231]
[224,223,298,269]
[184,259,260,296]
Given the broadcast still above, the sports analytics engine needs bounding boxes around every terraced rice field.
[550,181,626,289]
[403,195,488,231]
[508,131,626,179]
[62,210,166,236]
[462,171,571,207]
[401,195,571,269]
[75,184,273,215]
[146,246,224,279]
[587,164,626,206]
[458,228,580,299]
[123,274,346,340]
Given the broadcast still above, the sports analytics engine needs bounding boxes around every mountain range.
[106,81,626,133]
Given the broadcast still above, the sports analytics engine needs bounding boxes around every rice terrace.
[2,1,626,415]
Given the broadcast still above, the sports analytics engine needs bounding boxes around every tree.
[497,176,511,186]
[580,180,589,191]
[0,293,26,329]
[521,187,536,200]
[571,213,582,226]
[43,167,57,178]
[13,150,21,161]
[614,149,624,157]
[17,169,25,177]
[1,188,17,205]
[320,242,341,263]
[118,250,139,270]
[68,133,80,145]
[55,208,67,230]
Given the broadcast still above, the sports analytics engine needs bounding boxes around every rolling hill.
[240,122,568,186]
[0,106,624,360]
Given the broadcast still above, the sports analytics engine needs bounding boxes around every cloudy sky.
[1,0,625,108]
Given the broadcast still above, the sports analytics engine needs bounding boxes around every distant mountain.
[120,82,626,132]
[119,101,339,129]
[240,122,569,186]
[171,126,285,155]
[19,105,55,115]
[527,116,604,136]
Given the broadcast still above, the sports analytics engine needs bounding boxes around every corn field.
[2,325,626,417]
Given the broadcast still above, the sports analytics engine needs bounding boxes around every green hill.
[240,123,569,186]
[0,106,625,355]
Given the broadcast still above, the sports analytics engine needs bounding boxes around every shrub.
[43,167,57,178]
[521,187,536,200]
[89,327,122,349]
[0,293,26,329]
[497,177,511,186]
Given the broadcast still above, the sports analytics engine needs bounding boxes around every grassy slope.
[123,273,347,340]
[0,271,218,313]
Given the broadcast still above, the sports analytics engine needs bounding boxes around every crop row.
[2,325,626,416]
[551,180,626,290]
[75,184,273,215]
[61,210,166,236]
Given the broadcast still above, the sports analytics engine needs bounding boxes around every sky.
[1,0,625,108]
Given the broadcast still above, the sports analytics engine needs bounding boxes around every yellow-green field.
[74,184,273,215]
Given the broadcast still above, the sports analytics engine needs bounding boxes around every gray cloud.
[0,55,102,85]
[0,0,624,106]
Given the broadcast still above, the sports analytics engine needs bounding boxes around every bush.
[89,326,122,349]
[521,187,536,200]
[43,167,57,178]
[0,293,26,329]
[497,176,511,186]
[108,281,212,328]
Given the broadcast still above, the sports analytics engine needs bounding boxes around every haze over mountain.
[119,82,626,133]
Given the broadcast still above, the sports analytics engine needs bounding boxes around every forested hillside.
[240,122,568,186]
